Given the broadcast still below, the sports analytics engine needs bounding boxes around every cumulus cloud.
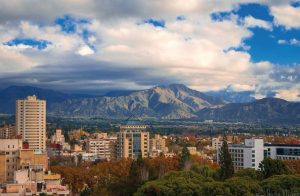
[277,38,300,46]
[243,16,272,30]
[271,4,300,29]
[0,0,299,98]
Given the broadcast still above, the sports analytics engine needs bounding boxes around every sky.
[0,0,300,100]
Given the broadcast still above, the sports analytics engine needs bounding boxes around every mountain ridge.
[1,85,300,124]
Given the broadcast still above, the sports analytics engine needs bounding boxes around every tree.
[234,168,259,180]
[134,171,208,196]
[180,145,191,170]
[224,177,262,196]
[283,159,300,174]
[259,158,291,179]
[191,164,217,179]
[260,175,300,195]
[218,134,234,180]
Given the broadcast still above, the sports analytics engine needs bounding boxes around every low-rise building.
[218,138,264,171]
[0,125,17,139]
[150,134,168,157]
[86,135,117,160]
[264,144,300,160]
[0,139,22,182]
[212,137,223,150]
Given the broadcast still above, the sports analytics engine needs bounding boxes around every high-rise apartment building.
[16,95,46,150]
[117,124,149,159]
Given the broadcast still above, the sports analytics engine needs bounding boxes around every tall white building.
[16,95,46,150]
[218,138,264,171]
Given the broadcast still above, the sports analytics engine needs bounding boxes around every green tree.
[259,158,291,179]
[180,145,191,170]
[260,175,300,195]
[201,181,231,196]
[219,134,234,180]
[191,164,217,179]
[234,168,259,180]
[224,177,262,196]
[134,171,208,196]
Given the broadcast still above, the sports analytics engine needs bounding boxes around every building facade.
[117,125,149,159]
[149,134,168,157]
[264,144,300,160]
[218,138,264,171]
[16,95,46,150]
[0,139,22,182]
[0,125,17,139]
[86,135,117,160]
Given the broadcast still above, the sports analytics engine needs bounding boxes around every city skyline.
[0,1,300,101]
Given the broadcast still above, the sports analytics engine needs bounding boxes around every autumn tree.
[259,158,291,179]
[218,134,234,180]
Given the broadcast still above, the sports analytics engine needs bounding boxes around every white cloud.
[271,4,300,29]
[275,89,300,101]
[290,38,300,45]
[243,16,272,30]
[277,38,300,46]
[77,45,94,56]
[278,39,287,44]
[0,0,299,98]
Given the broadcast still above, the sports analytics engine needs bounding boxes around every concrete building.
[51,129,65,144]
[218,138,264,171]
[0,141,48,184]
[264,144,300,160]
[68,129,90,141]
[150,134,168,157]
[117,124,150,159]
[0,125,17,139]
[0,139,22,182]
[1,170,69,195]
[16,95,46,150]
[212,137,223,150]
[86,135,117,160]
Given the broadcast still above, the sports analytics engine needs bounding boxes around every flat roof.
[264,143,300,147]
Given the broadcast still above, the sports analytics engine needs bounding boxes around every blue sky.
[0,0,300,100]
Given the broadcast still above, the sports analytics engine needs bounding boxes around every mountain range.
[0,84,299,124]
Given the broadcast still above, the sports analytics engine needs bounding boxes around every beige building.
[150,134,168,157]
[117,125,150,159]
[68,129,90,141]
[86,134,117,160]
[16,95,46,150]
[0,139,22,182]
[51,129,65,144]
[0,124,17,139]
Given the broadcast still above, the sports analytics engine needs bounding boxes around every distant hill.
[205,89,255,103]
[197,98,300,124]
[0,86,88,114]
[1,85,300,124]
[49,84,225,119]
